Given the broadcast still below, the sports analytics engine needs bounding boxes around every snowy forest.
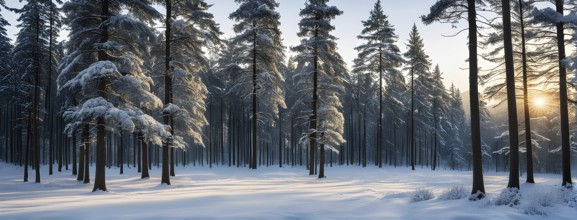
[1,0,577,219]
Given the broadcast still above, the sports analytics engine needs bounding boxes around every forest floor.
[1,163,576,219]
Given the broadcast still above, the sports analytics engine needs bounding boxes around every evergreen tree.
[292,0,347,178]
[11,0,61,183]
[0,0,11,83]
[353,0,403,167]
[403,24,432,171]
[229,0,286,169]
[153,0,223,182]
[59,0,172,192]
[430,65,450,170]
[446,84,468,170]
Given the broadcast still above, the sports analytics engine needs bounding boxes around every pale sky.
[2,0,473,91]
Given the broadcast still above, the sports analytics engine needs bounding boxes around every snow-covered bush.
[494,188,521,207]
[439,186,468,200]
[524,201,547,216]
[411,188,434,202]
[532,189,555,207]
[553,186,576,207]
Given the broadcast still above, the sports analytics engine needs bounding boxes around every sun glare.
[534,97,546,108]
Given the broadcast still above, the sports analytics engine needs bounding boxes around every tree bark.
[93,0,109,192]
[518,0,534,184]
[162,0,173,185]
[468,0,485,198]
[310,26,318,176]
[250,21,258,170]
[555,0,572,188]
[502,0,520,189]
[141,133,150,178]
[410,66,415,171]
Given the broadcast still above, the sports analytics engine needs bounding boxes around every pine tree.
[445,84,467,170]
[292,0,347,178]
[11,0,60,183]
[0,0,11,85]
[403,24,432,171]
[353,0,403,168]
[430,65,450,170]
[60,0,171,192]
[154,0,223,182]
[422,0,487,199]
[229,0,286,169]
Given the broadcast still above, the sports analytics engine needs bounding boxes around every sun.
[534,97,546,108]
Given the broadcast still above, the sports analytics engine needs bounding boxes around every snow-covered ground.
[1,163,576,219]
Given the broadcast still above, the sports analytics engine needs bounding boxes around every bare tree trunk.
[93,0,109,192]
[468,0,485,198]
[24,111,32,182]
[310,27,318,176]
[33,11,41,183]
[161,0,173,185]
[555,0,572,188]
[83,125,90,184]
[378,48,383,168]
[410,66,415,171]
[503,0,520,189]
[251,23,258,170]
[141,133,149,179]
[518,0,534,184]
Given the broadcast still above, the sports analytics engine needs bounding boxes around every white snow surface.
[1,163,576,219]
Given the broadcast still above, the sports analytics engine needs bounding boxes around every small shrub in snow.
[439,186,468,200]
[411,188,434,202]
[532,189,554,207]
[556,186,577,207]
[494,188,521,207]
[524,201,547,216]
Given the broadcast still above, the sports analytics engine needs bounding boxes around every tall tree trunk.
[251,23,258,170]
[33,11,41,183]
[378,48,383,168]
[24,111,32,182]
[503,0,520,189]
[78,125,88,181]
[83,143,90,184]
[279,108,282,168]
[77,143,84,181]
[162,0,173,185]
[310,27,318,176]
[49,0,59,174]
[119,132,124,174]
[555,0,572,187]
[519,0,534,184]
[137,133,141,172]
[82,125,90,183]
[93,0,109,192]
[433,100,438,171]
[72,133,77,175]
[468,0,485,198]
[410,66,415,171]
